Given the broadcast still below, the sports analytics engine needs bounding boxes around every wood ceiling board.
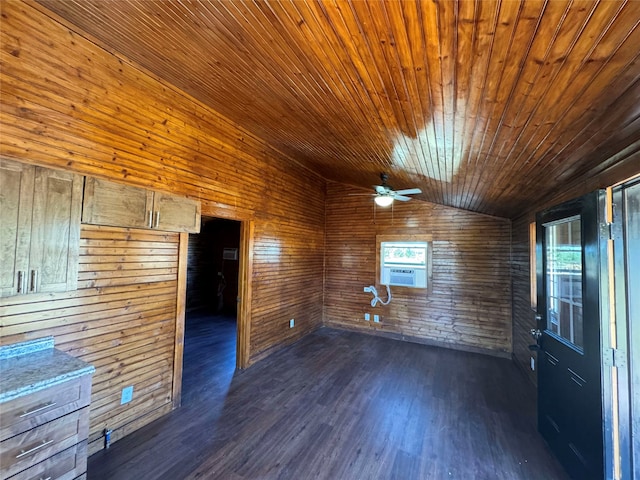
[32,0,640,218]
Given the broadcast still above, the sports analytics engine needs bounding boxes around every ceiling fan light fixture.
[374,195,394,207]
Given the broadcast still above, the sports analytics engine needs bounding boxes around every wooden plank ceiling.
[34,0,640,218]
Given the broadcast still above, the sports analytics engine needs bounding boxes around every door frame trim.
[172,212,254,409]
[172,232,189,409]
[237,220,254,369]
[603,176,640,480]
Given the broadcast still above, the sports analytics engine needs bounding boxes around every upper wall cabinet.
[0,159,83,298]
[82,177,201,233]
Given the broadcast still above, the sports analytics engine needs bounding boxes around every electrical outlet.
[289,318,295,328]
[364,313,370,321]
[373,314,380,323]
[530,357,535,371]
[121,385,134,405]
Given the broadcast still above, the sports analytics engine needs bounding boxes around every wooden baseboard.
[325,322,512,359]
[87,402,173,456]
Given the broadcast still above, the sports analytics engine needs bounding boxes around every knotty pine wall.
[1,225,179,452]
[324,182,512,355]
[511,215,537,386]
[0,1,324,451]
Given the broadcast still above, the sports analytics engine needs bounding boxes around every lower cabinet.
[7,442,87,480]
[0,375,92,480]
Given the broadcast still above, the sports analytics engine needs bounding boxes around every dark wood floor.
[88,315,569,479]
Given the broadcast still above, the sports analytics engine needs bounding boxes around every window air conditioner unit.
[381,267,426,288]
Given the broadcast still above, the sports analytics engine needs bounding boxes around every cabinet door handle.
[19,401,57,418]
[154,211,160,228]
[17,271,26,294]
[148,210,153,228]
[16,439,54,459]
[30,269,38,293]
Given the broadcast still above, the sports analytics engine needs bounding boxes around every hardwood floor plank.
[88,316,569,480]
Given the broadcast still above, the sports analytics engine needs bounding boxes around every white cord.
[364,285,392,307]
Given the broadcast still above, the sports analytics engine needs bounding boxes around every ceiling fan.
[371,173,422,207]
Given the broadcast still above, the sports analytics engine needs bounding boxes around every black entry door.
[535,192,603,479]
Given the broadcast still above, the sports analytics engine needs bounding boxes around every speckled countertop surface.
[0,336,95,403]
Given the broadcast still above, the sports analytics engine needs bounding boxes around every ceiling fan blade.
[374,185,387,194]
[394,188,422,195]
[347,193,375,196]
[394,195,412,201]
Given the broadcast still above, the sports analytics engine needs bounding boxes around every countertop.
[0,337,95,403]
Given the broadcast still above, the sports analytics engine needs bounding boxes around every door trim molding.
[237,220,254,369]
[172,232,189,409]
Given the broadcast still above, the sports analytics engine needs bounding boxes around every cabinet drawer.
[7,441,87,480]
[0,376,91,442]
[0,407,89,479]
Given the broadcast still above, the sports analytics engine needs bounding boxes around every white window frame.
[376,234,433,291]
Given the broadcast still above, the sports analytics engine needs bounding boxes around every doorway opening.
[182,217,242,405]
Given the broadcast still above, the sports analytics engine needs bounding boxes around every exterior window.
[544,216,583,349]
[378,237,432,289]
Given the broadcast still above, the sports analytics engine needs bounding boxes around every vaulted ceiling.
[36,0,640,218]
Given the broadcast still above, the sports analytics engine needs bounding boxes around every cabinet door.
[0,159,34,297]
[29,167,83,293]
[82,177,154,229]
[153,192,201,233]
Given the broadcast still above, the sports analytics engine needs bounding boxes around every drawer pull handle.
[16,439,54,459]
[19,402,57,417]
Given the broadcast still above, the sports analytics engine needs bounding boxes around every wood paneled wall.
[511,215,537,386]
[0,0,325,356]
[324,182,512,355]
[250,217,325,361]
[0,225,178,452]
[186,232,212,314]
[0,1,325,450]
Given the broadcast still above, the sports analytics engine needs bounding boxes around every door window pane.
[545,216,583,349]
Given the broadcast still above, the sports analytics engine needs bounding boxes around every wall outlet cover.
[364,313,370,321]
[121,385,134,405]
[289,318,295,328]
[530,357,535,371]
[373,315,380,323]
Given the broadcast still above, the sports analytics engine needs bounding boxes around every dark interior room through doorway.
[183,217,241,404]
